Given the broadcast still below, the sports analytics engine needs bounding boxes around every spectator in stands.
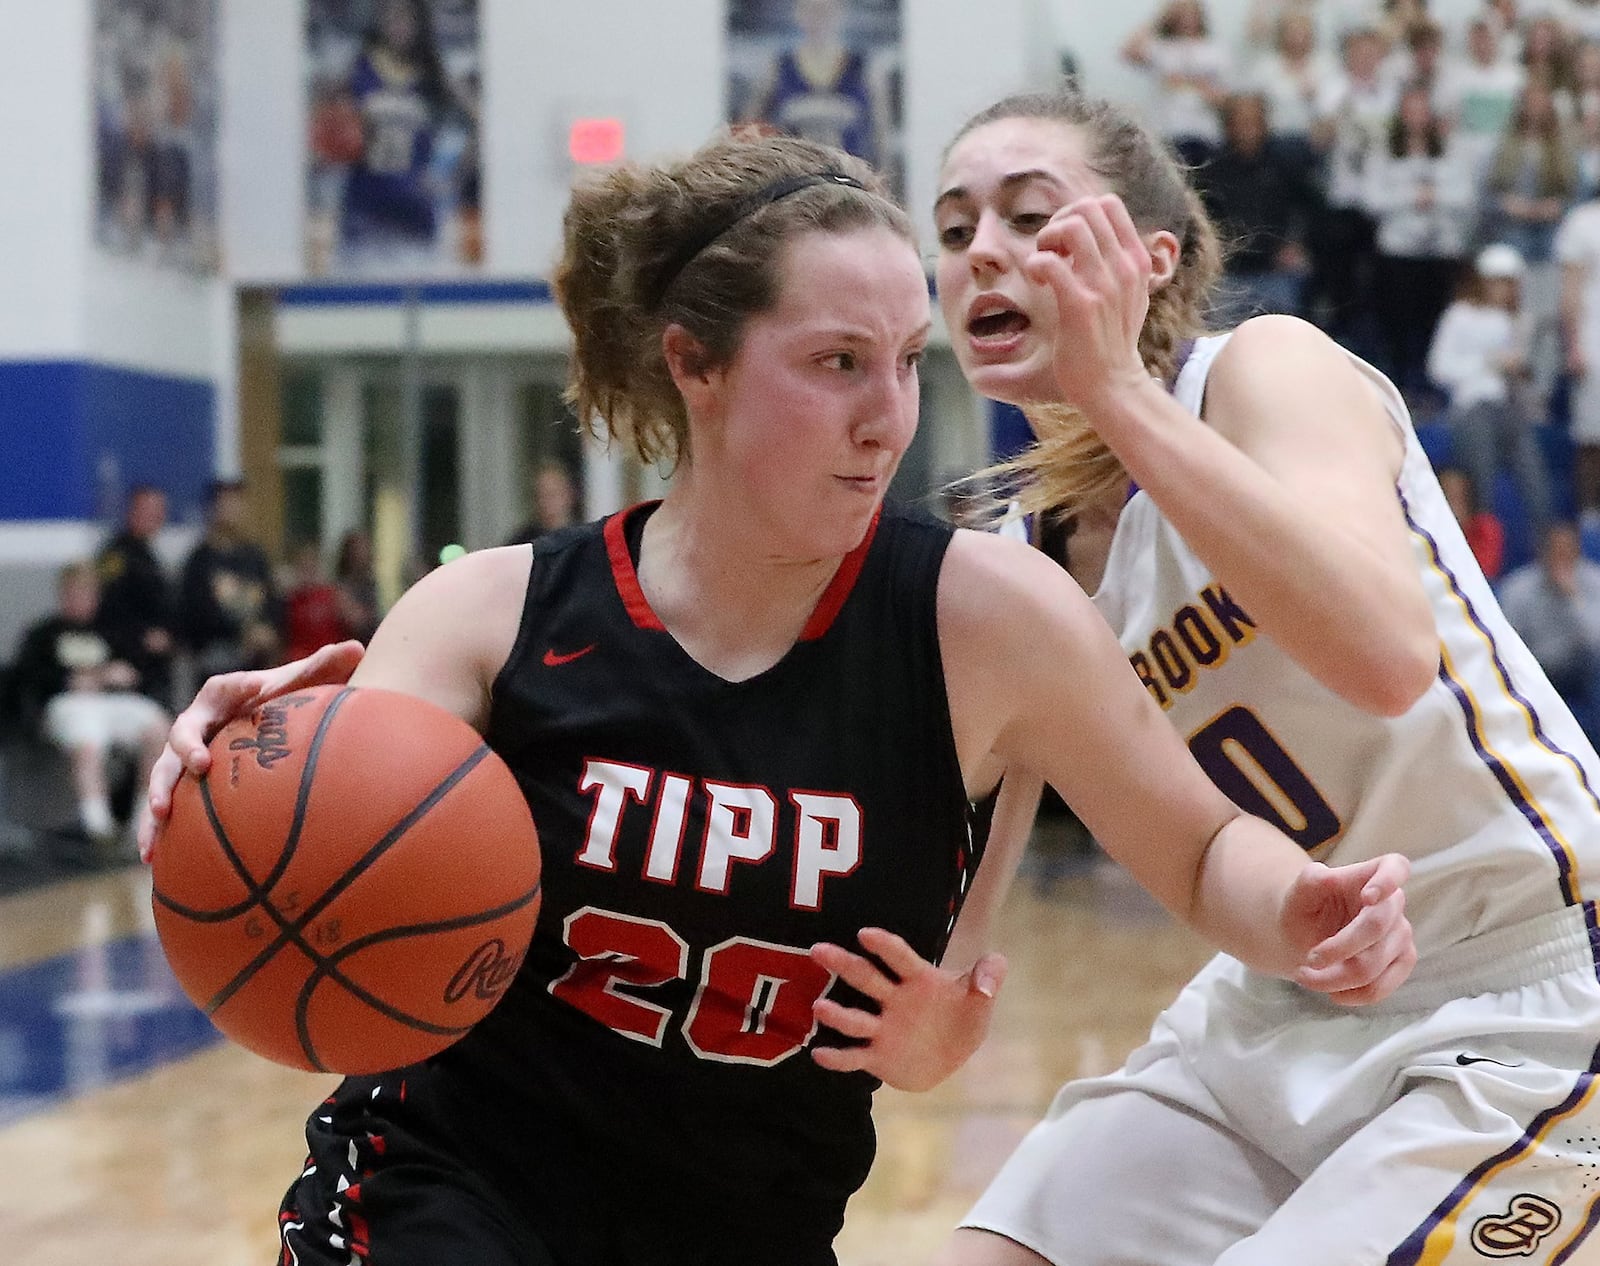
[504,460,581,546]
[1567,42,1600,197]
[1499,521,1600,735]
[1120,0,1230,169]
[1483,83,1576,262]
[1198,91,1320,323]
[1482,82,1578,401]
[1439,465,1508,580]
[1427,241,1551,533]
[1367,83,1478,396]
[179,477,281,677]
[1481,0,1522,51]
[1375,0,1432,51]
[1571,0,1600,45]
[1520,14,1574,95]
[282,542,348,663]
[1556,183,1600,525]
[1244,5,1334,178]
[1308,24,1396,352]
[95,483,176,708]
[1561,38,1600,133]
[1398,20,1461,125]
[333,528,380,643]
[1452,18,1526,187]
[11,561,168,846]
[1243,0,1333,54]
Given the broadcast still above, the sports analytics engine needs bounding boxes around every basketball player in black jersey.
[141,134,1415,1264]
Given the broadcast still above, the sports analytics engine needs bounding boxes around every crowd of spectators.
[1122,0,1600,739]
[1,480,380,852]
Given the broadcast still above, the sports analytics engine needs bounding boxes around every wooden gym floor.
[0,826,1215,1264]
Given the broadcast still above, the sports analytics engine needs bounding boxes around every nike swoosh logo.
[543,644,597,667]
[1456,1053,1524,1068]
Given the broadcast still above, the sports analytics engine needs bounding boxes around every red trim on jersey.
[605,502,880,640]
[604,504,668,631]
[799,510,880,641]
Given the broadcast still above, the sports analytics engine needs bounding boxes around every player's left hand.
[1283,854,1415,1005]
[1026,192,1156,413]
[808,928,1007,1092]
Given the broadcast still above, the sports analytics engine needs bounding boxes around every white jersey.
[1091,332,1600,965]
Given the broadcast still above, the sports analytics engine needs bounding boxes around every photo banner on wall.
[305,0,483,278]
[94,0,220,272]
[727,0,903,199]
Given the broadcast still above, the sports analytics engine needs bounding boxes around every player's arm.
[942,530,1412,987]
[1033,196,1437,717]
[139,547,531,860]
[345,546,527,730]
[808,533,1414,1091]
[1090,315,1436,716]
[938,770,1042,974]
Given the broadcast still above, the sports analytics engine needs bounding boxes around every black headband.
[650,171,869,309]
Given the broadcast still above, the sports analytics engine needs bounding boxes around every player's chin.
[963,354,1052,410]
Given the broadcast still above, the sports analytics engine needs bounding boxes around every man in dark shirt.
[97,484,177,707]
[1197,91,1322,325]
[180,478,283,677]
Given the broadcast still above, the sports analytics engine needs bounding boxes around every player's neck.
[637,492,841,682]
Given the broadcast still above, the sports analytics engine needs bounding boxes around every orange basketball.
[151,684,541,1074]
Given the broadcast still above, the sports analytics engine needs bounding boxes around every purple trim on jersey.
[1385,902,1600,1265]
[1387,498,1600,1266]
[1551,1184,1600,1264]
[1386,1058,1600,1265]
[1402,491,1593,910]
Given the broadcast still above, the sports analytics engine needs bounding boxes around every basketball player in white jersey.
[891,89,1600,1266]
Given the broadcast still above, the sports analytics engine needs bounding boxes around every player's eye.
[937,223,975,250]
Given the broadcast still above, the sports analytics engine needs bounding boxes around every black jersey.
[293,503,983,1265]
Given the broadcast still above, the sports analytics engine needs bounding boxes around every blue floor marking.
[0,930,222,1125]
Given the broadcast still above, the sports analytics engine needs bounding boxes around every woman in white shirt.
[1366,83,1480,395]
[1121,0,1231,168]
[1426,242,1552,534]
[1247,5,1335,172]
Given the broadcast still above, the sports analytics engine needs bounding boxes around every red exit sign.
[569,117,625,165]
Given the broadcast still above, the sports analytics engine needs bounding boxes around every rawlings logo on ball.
[446,938,525,1004]
[229,693,317,769]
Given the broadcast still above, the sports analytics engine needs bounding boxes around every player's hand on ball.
[1282,854,1415,1005]
[138,639,366,863]
[808,928,1007,1092]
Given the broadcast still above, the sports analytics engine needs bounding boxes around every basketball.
[150,684,542,1075]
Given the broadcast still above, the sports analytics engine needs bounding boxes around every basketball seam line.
[201,740,492,1021]
[291,880,543,1056]
[197,742,493,1043]
[152,688,352,924]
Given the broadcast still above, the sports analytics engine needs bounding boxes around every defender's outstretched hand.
[137,640,366,862]
[809,928,1008,1092]
[1284,854,1415,1005]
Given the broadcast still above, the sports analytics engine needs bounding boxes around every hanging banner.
[728,0,903,198]
[305,0,483,277]
[94,0,220,271]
